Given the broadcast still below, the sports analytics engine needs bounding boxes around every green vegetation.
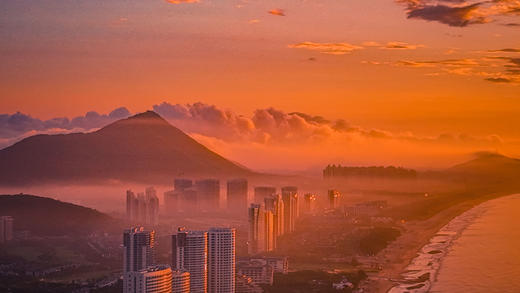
[0,194,122,236]
[359,227,401,256]
[263,270,367,293]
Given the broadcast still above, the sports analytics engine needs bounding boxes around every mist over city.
[1,1,520,293]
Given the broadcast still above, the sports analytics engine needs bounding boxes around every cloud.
[407,3,486,27]
[1,102,513,169]
[288,42,363,55]
[485,77,513,83]
[268,9,285,16]
[394,56,520,83]
[396,0,520,27]
[165,0,199,4]
[488,48,520,53]
[384,41,425,49]
[289,41,423,55]
[0,107,131,141]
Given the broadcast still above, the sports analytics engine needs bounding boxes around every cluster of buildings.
[247,187,342,255]
[126,187,160,226]
[123,226,236,293]
[163,179,246,214]
[0,216,13,243]
[123,225,288,293]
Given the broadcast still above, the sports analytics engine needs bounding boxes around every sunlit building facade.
[282,186,299,233]
[172,228,208,293]
[124,265,173,293]
[171,270,191,293]
[208,227,236,293]
[328,189,341,210]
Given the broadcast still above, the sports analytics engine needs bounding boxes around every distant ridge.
[0,111,252,185]
[445,152,520,182]
[0,194,118,236]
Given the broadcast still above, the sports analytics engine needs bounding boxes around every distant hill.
[0,194,119,236]
[446,152,520,183]
[0,111,251,185]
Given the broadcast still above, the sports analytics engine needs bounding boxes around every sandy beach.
[361,193,508,293]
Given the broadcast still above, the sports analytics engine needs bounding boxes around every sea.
[388,193,520,293]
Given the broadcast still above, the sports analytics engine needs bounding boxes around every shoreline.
[386,199,489,292]
[361,192,514,293]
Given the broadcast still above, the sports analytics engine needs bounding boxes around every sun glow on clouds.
[2,102,514,170]
[165,0,199,4]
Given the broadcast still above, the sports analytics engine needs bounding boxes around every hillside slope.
[0,111,251,185]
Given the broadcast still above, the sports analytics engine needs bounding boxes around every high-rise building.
[123,227,155,273]
[208,227,236,293]
[127,190,139,221]
[181,188,198,212]
[195,179,220,211]
[328,189,341,210]
[303,193,317,214]
[227,178,248,211]
[126,188,160,226]
[174,179,193,191]
[281,186,298,233]
[264,194,284,238]
[172,228,208,293]
[0,216,13,243]
[253,186,276,205]
[124,265,173,293]
[263,210,275,252]
[171,270,191,293]
[247,204,264,255]
[164,190,179,213]
[146,187,160,226]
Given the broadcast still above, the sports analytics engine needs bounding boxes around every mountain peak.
[0,110,251,185]
[128,110,163,120]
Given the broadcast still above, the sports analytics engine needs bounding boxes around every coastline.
[362,192,513,293]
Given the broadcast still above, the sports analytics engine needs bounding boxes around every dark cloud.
[407,3,486,27]
[485,77,513,83]
[488,48,520,53]
[396,0,520,26]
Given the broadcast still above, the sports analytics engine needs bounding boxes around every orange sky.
[1,0,519,170]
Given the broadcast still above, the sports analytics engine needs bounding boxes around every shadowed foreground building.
[124,265,173,293]
[123,227,156,292]
[124,227,155,273]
